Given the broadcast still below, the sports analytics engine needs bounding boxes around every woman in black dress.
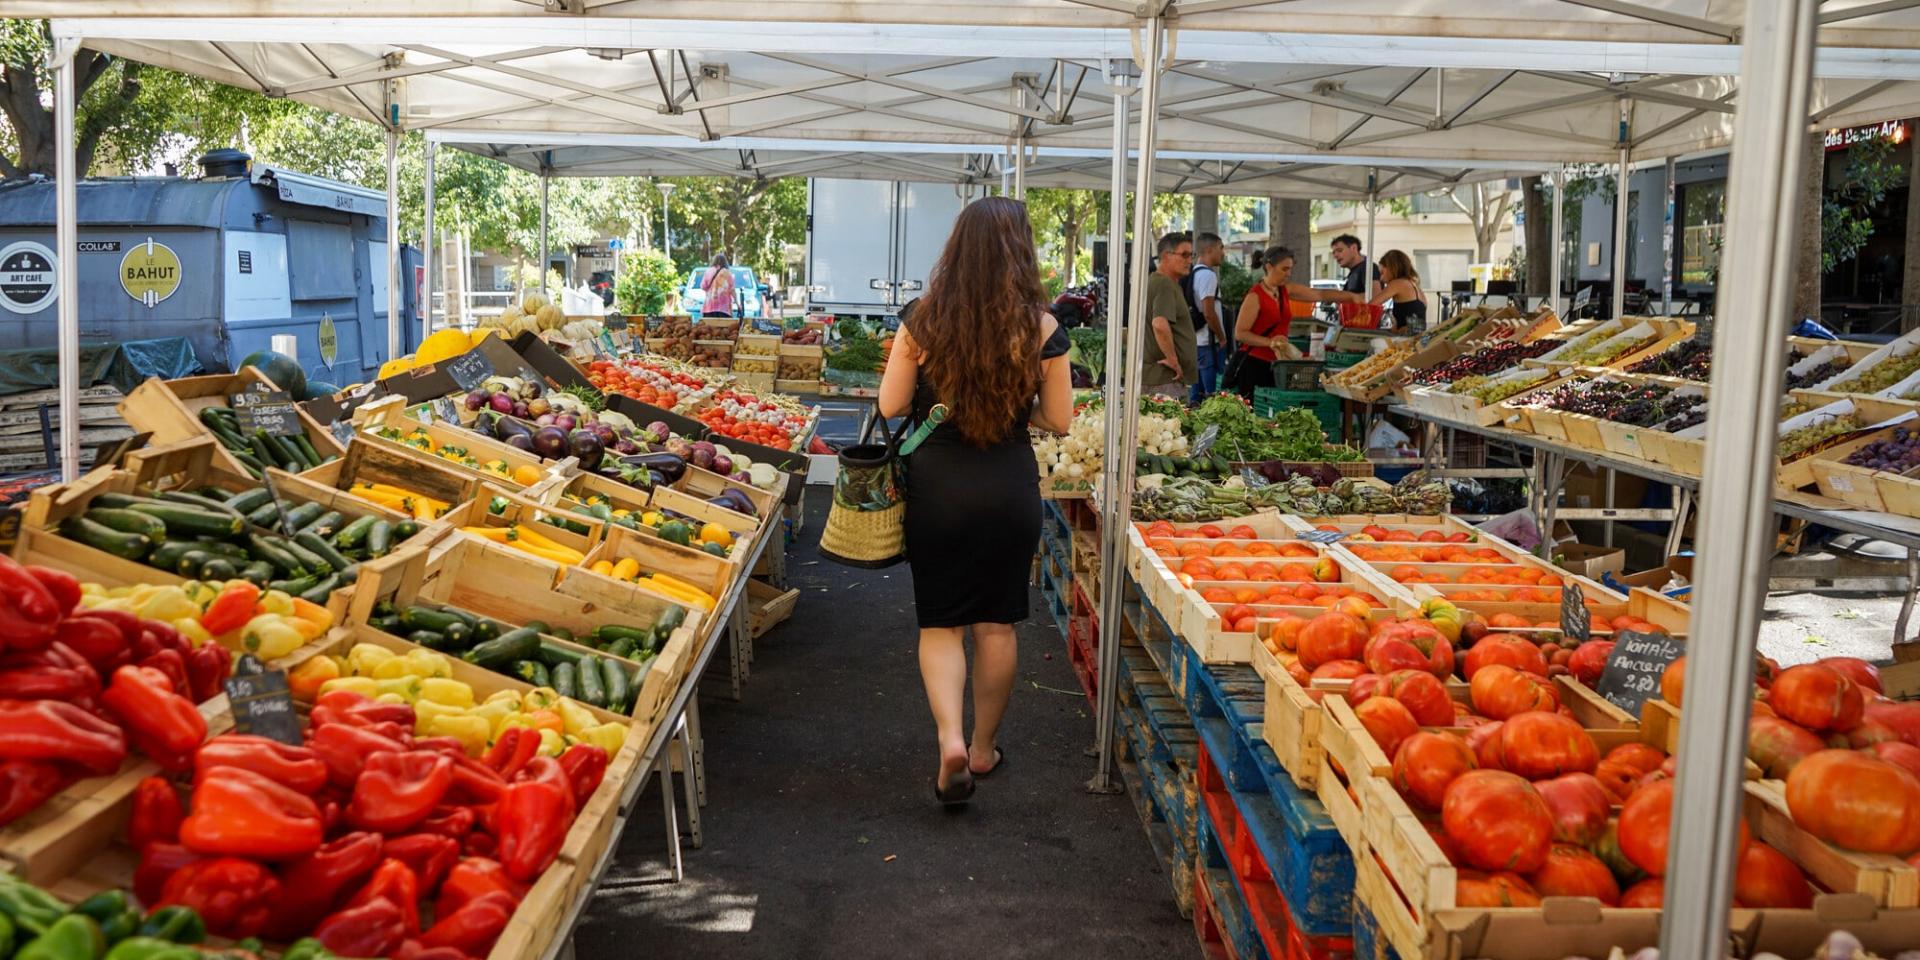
[878,197,1074,805]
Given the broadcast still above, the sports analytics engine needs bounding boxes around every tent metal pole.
[1660,2,1816,954]
[539,173,550,290]
[1090,15,1162,791]
[1089,56,1136,795]
[423,140,437,338]
[1613,103,1630,320]
[1014,138,1027,199]
[385,128,401,361]
[51,37,79,482]
[1366,168,1378,295]
[1550,166,1564,315]
[1662,155,1677,314]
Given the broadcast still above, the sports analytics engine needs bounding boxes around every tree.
[1523,176,1550,296]
[1026,188,1103,285]
[1821,134,1905,272]
[1445,182,1515,263]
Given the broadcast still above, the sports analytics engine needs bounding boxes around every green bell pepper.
[71,892,137,944]
[0,911,17,958]
[279,939,339,960]
[134,907,203,945]
[103,937,198,960]
[15,913,105,960]
[0,876,69,936]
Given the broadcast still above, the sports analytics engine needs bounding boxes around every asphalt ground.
[576,492,1193,960]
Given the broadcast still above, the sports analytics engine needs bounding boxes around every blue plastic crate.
[1350,898,1397,960]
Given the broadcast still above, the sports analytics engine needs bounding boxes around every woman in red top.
[1223,245,1358,399]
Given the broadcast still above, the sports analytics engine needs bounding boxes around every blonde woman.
[1366,249,1428,331]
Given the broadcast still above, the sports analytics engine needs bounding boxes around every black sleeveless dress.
[903,324,1071,629]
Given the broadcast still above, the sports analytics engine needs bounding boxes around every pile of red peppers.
[131,690,610,959]
[0,555,230,828]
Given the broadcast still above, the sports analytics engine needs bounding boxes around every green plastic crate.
[1325,351,1367,370]
[1252,388,1343,442]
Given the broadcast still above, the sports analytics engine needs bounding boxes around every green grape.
[1777,415,1861,460]
[1468,371,1549,404]
[1835,349,1920,394]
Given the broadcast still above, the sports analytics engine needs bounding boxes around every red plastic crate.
[1193,864,1238,960]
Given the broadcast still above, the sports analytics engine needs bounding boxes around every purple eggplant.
[490,393,515,414]
[535,413,557,427]
[567,429,605,472]
[505,432,536,452]
[621,452,687,484]
[465,389,491,412]
[710,454,733,476]
[646,421,671,444]
[688,441,716,470]
[553,413,576,432]
[532,425,570,460]
[613,439,639,455]
[708,487,758,518]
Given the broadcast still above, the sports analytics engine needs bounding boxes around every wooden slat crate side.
[580,524,733,599]
[354,407,574,493]
[1747,780,1919,908]
[1253,641,1323,790]
[120,370,344,479]
[300,438,486,517]
[440,484,607,560]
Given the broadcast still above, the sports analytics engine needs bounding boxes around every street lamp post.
[657,182,677,263]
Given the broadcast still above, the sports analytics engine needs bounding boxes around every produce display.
[695,391,812,451]
[1132,473,1448,522]
[1556,330,1660,367]
[1181,395,1361,463]
[1536,380,1706,428]
[583,557,718,612]
[1831,349,1920,395]
[1624,339,1711,380]
[1445,368,1549,404]
[0,558,232,828]
[1843,427,1920,473]
[1324,342,1415,390]
[82,578,330,661]
[476,293,567,339]
[823,335,886,375]
[689,343,732,369]
[371,425,546,487]
[691,321,738,341]
[459,522,585,566]
[776,356,820,381]
[1032,406,1105,489]
[57,483,424,604]
[1068,327,1105,381]
[1787,351,1854,390]
[1778,415,1862,460]
[195,406,335,480]
[780,327,823,346]
[1409,340,1557,387]
[378,328,499,380]
[584,357,719,412]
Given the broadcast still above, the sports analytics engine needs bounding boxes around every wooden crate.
[1558,412,1607,452]
[438,485,605,563]
[355,399,570,493]
[673,462,782,520]
[1878,469,1920,519]
[297,438,485,520]
[1811,457,1891,511]
[633,483,762,564]
[747,577,799,637]
[119,370,344,479]
[1177,571,1414,664]
[575,524,734,605]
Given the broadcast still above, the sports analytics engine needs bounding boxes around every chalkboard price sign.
[444,350,496,391]
[1560,580,1590,641]
[229,389,290,408]
[1297,530,1347,544]
[1594,629,1685,716]
[224,654,301,746]
[1191,424,1221,459]
[230,391,304,438]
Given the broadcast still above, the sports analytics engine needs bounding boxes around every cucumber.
[401,607,472,634]
[333,515,377,549]
[199,557,238,581]
[299,574,341,604]
[240,560,275,586]
[298,510,344,539]
[174,550,213,577]
[227,488,274,515]
[59,516,150,560]
[514,660,551,687]
[550,662,578,699]
[247,534,308,577]
[295,532,352,575]
[366,521,393,558]
[462,628,541,668]
[600,657,631,713]
[575,655,608,707]
[406,629,455,651]
[117,501,242,538]
[281,502,325,530]
[84,507,166,541]
[277,536,333,575]
[536,642,594,669]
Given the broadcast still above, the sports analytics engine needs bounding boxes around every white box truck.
[805,179,974,317]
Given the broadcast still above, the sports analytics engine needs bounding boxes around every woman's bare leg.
[919,626,970,788]
[969,622,1018,774]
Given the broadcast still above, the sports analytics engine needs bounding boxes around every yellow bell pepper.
[288,616,328,642]
[240,614,307,660]
[536,728,567,756]
[495,712,543,735]
[485,689,523,707]
[290,597,333,630]
[555,698,598,736]
[407,650,453,679]
[523,709,564,734]
[171,618,214,648]
[577,722,628,755]
[411,698,467,731]
[137,587,201,624]
[182,581,222,608]
[80,583,105,598]
[257,590,295,618]
[521,687,562,712]
[319,676,379,699]
[419,678,474,708]
[347,643,397,677]
[289,655,342,701]
[375,693,410,705]
[424,713,491,755]
[374,676,424,702]
[470,698,519,734]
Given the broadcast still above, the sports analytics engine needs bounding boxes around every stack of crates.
[1252,386,1342,442]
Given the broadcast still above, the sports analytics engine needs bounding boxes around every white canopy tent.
[19,3,1895,953]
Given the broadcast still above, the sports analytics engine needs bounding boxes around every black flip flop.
[934,769,975,806]
[971,747,1007,778]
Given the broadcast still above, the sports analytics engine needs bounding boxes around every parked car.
[679,266,765,318]
[589,270,615,307]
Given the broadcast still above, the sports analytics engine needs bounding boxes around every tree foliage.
[1822,136,1905,272]
[613,249,679,315]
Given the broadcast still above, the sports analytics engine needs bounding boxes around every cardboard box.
[1553,542,1626,581]
[1620,553,1693,598]
[1560,463,1650,510]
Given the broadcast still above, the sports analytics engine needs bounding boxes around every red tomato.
[1497,712,1600,780]
[1392,732,1477,811]
[1786,749,1920,855]
[1527,844,1620,905]
[1469,665,1560,721]
[1769,664,1865,733]
[1442,770,1554,874]
[1455,870,1541,907]
[1354,697,1420,760]
[1534,772,1611,846]
[1734,841,1813,908]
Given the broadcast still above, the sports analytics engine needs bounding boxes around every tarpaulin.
[0,338,202,397]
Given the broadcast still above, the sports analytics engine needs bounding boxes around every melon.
[302,380,340,401]
[239,351,306,399]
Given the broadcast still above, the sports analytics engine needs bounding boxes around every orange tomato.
[1279,564,1316,583]
[1228,525,1258,540]
[1214,563,1249,580]
[1202,587,1234,603]
[1247,542,1280,557]
[1233,588,1262,604]
[1211,542,1248,558]
[1247,562,1281,582]
[1197,524,1225,539]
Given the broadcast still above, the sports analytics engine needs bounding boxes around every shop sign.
[318,313,338,368]
[120,238,182,308]
[1825,118,1910,151]
[0,241,56,315]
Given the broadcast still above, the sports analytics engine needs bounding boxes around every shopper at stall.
[1364,249,1429,332]
[700,255,737,318]
[877,196,1074,806]
[1142,232,1197,399]
[1331,234,1379,297]
[1184,232,1227,403]
[1222,245,1359,399]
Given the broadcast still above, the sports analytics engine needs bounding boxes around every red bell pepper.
[263,831,384,941]
[0,659,96,701]
[143,620,187,654]
[181,766,324,860]
[447,756,505,805]
[136,648,193,706]
[195,734,328,793]
[483,728,538,779]
[184,642,231,704]
[514,756,576,815]
[348,750,453,833]
[309,720,408,789]
[134,842,211,905]
[0,698,126,773]
[158,856,282,939]
[462,832,496,858]
[102,664,206,772]
[437,857,527,918]
[411,736,469,758]
[0,759,73,829]
[200,580,261,635]
[386,833,460,895]
[494,779,571,882]
[346,858,422,934]
[23,565,78,617]
[76,607,143,647]
[53,615,127,673]
[394,940,475,960]
[558,744,610,804]
[311,689,416,731]
[313,895,406,959]
[419,890,516,955]
[0,555,61,652]
[412,805,477,840]
[129,775,185,849]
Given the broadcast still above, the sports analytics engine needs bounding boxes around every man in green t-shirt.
[1142,232,1197,399]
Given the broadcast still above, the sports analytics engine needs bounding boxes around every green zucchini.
[550,662,578,699]
[366,521,393,558]
[401,607,465,633]
[298,510,344,539]
[298,574,340,604]
[549,626,574,643]
[248,433,282,469]
[240,561,276,586]
[536,642,593,669]
[226,488,274,515]
[369,614,404,634]
[393,520,421,541]
[575,655,608,707]
[190,540,252,563]
[513,660,551,687]
[277,536,333,575]
[593,624,652,648]
[198,557,238,581]
[268,575,321,595]
[293,434,324,468]
[605,635,638,661]
[84,507,165,542]
[247,534,308,577]
[280,502,325,530]
[116,501,241,538]
[599,656,631,713]
[295,532,352,574]
[59,516,150,560]
[174,550,213,577]
[332,515,377,549]
[406,629,454,651]
[471,619,500,644]
[192,486,233,501]
[462,628,541,668]
[155,490,246,520]
[148,540,204,571]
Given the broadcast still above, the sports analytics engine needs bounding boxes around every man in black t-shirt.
[1331,234,1379,297]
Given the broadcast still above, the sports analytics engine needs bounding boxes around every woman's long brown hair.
[911,196,1046,447]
